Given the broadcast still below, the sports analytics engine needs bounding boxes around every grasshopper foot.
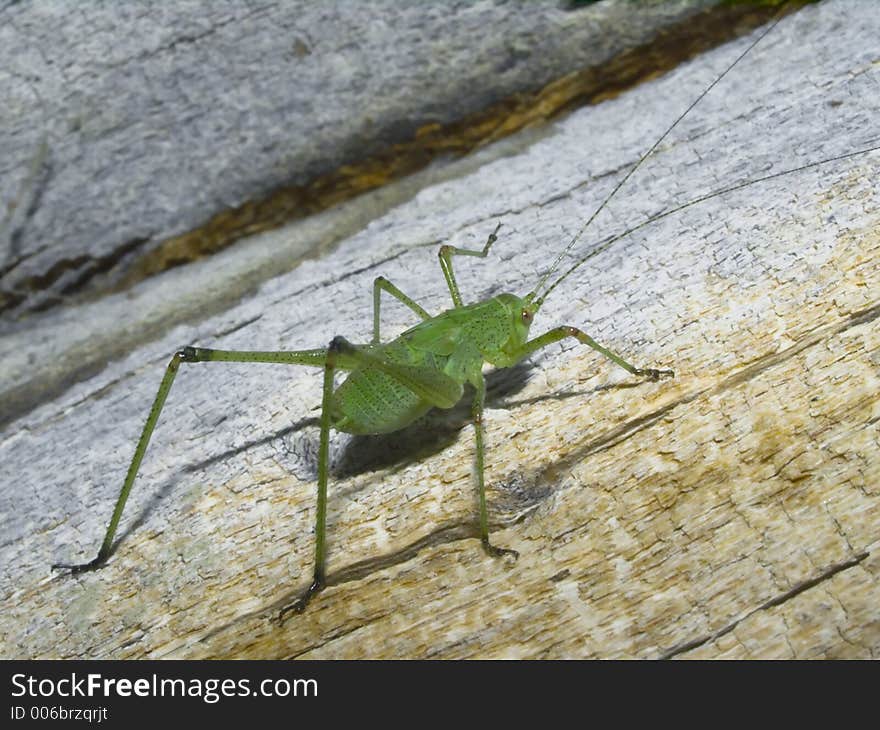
[279,575,325,623]
[635,367,675,381]
[52,552,109,574]
[482,537,519,561]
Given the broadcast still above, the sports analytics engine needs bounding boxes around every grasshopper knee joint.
[177,346,213,362]
[328,335,347,353]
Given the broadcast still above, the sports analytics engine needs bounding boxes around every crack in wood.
[658,551,870,659]
[0,235,153,318]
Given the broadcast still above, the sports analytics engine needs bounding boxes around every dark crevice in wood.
[658,551,869,659]
[0,235,152,314]
[115,3,803,288]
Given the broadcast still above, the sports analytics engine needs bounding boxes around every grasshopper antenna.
[547,141,880,282]
[532,10,787,307]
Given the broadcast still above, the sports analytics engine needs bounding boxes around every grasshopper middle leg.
[372,276,430,343]
[472,374,519,560]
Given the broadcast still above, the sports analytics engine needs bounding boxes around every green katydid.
[51,13,877,616]
[49,212,674,614]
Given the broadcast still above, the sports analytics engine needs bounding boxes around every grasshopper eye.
[521,309,533,324]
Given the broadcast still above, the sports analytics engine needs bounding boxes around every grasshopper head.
[497,292,538,350]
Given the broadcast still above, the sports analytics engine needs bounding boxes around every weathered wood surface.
[0,0,792,427]
[0,0,714,321]
[2,0,782,432]
[1,0,878,658]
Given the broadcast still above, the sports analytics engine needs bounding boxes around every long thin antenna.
[539,142,880,296]
[533,10,787,305]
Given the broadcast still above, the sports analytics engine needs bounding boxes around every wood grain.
[1,0,877,659]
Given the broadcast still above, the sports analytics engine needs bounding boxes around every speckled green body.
[331,293,532,435]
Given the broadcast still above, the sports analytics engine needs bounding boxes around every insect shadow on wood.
[317,359,536,480]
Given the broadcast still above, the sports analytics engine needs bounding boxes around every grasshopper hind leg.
[52,348,191,574]
[51,343,339,618]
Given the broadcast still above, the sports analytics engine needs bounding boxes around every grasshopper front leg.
[515,326,675,381]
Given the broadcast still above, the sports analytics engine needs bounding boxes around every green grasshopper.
[50,213,673,614]
[52,13,874,615]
